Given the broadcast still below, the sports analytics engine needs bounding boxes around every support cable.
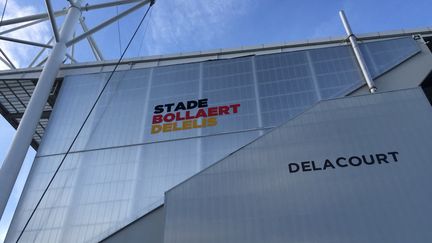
[0,0,14,69]
[0,47,15,68]
[15,2,155,242]
[138,7,153,56]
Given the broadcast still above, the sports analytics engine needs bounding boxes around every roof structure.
[0,0,155,149]
[0,27,432,150]
[0,78,60,149]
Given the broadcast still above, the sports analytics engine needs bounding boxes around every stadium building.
[1,1,432,242]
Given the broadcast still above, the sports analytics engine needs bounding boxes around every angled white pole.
[0,49,16,69]
[0,36,53,48]
[36,56,48,67]
[339,10,376,93]
[71,32,76,64]
[44,0,60,42]
[81,0,145,11]
[0,18,47,36]
[28,37,54,68]
[66,53,78,63]
[67,0,151,47]
[0,0,146,26]
[0,10,68,27]
[0,55,13,69]
[0,0,83,221]
[79,17,104,61]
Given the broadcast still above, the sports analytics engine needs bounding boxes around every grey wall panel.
[164,88,432,243]
[100,206,165,243]
[6,131,261,243]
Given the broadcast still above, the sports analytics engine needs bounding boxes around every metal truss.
[0,0,155,222]
[0,0,151,70]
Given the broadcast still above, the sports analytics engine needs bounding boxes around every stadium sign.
[151,98,240,134]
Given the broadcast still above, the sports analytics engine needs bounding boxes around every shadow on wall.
[421,70,432,105]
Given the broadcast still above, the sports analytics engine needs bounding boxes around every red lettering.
[207,107,218,116]
[185,110,195,120]
[195,108,208,119]
[230,104,240,113]
[164,113,175,122]
[152,115,163,124]
[175,112,185,121]
[218,106,230,115]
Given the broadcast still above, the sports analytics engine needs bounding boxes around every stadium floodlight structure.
[1,0,432,239]
[0,0,154,222]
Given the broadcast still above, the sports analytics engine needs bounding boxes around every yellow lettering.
[163,123,174,132]
[151,124,162,134]
[207,117,218,127]
[183,120,193,130]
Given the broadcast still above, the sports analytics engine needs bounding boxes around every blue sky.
[0,0,431,241]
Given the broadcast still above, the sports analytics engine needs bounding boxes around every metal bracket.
[67,0,81,10]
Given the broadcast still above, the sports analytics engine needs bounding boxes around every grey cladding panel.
[100,206,165,243]
[164,88,432,243]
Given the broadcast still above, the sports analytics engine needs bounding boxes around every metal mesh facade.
[5,37,421,243]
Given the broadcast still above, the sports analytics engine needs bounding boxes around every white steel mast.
[0,0,153,221]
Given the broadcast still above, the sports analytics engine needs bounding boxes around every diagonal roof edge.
[1,26,431,80]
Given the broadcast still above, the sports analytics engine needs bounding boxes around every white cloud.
[0,1,50,70]
[143,0,256,55]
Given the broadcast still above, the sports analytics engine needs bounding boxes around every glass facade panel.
[309,45,364,99]
[202,58,259,134]
[361,37,421,78]
[254,45,366,126]
[7,131,262,243]
[7,37,421,243]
